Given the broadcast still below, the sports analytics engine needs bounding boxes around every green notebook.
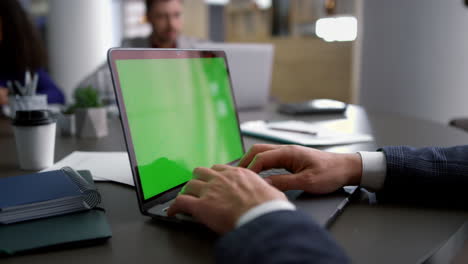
[0,170,112,255]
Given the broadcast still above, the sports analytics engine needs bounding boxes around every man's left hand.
[167,165,286,234]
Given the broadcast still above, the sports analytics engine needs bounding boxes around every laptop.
[193,43,274,110]
[107,48,357,227]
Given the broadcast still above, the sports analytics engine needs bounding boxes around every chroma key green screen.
[116,57,244,199]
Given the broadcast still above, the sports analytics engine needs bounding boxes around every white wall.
[47,0,117,103]
[357,0,468,125]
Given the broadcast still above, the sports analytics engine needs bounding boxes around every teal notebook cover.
[0,170,112,255]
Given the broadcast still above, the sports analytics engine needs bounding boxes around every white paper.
[42,151,134,186]
[241,120,373,146]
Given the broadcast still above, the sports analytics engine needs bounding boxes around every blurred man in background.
[123,0,201,48]
[77,0,203,105]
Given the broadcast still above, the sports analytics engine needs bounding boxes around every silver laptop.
[107,48,357,227]
[193,43,274,110]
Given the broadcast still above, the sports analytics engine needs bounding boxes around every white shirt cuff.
[358,151,387,191]
[235,199,296,228]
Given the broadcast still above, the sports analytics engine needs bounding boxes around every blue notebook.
[0,167,101,224]
[0,170,112,255]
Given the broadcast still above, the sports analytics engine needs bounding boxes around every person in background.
[126,0,201,48]
[0,0,65,106]
[77,0,203,105]
[168,143,468,263]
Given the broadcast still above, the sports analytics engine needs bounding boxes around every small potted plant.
[73,86,108,138]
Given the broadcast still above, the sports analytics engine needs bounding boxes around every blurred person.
[129,0,200,48]
[0,0,65,106]
[77,0,204,105]
[168,143,468,263]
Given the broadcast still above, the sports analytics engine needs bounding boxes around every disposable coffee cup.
[12,110,56,170]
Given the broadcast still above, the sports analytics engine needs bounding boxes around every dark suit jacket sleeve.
[215,210,350,264]
[377,145,468,205]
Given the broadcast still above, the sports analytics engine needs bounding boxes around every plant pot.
[75,107,108,138]
[8,95,48,118]
[57,113,76,136]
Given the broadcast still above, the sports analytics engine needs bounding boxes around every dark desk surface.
[2,105,468,264]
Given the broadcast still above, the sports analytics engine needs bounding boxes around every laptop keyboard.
[259,168,290,178]
[161,168,295,217]
[259,169,303,200]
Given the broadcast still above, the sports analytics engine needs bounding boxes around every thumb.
[265,173,305,191]
[167,194,199,217]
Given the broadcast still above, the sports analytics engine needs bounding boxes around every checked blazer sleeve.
[215,210,350,264]
[377,145,468,205]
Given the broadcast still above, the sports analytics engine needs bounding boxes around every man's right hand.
[0,87,8,105]
[167,164,287,234]
[238,144,363,194]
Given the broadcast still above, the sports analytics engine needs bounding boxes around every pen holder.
[8,95,48,118]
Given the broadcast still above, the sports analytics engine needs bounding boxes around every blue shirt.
[0,68,65,104]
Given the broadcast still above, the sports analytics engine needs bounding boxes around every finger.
[167,194,198,217]
[264,177,273,185]
[180,179,206,197]
[247,148,290,172]
[193,167,217,182]
[238,144,282,168]
[211,164,232,172]
[265,173,304,191]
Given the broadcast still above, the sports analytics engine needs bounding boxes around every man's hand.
[0,87,8,105]
[167,165,286,234]
[238,144,362,194]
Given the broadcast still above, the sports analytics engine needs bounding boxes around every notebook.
[107,48,358,227]
[241,120,373,146]
[0,170,111,255]
[0,167,101,224]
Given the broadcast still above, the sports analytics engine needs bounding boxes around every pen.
[31,72,38,96]
[325,186,360,229]
[267,126,317,136]
[14,80,25,96]
[25,70,31,92]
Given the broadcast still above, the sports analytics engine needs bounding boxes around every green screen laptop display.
[115,57,244,200]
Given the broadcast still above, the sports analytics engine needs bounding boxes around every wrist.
[343,153,362,185]
[236,199,296,228]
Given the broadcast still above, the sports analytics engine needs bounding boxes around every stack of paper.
[42,151,134,186]
[241,120,373,146]
[0,167,101,224]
